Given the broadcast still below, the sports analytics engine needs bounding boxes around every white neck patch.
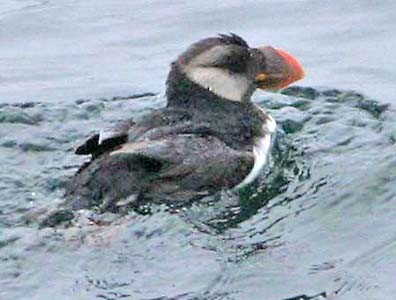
[183,66,251,102]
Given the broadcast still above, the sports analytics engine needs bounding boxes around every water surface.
[1,1,395,103]
[1,1,396,300]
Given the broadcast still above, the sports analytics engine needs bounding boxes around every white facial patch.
[184,66,250,102]
[181,45,251,102]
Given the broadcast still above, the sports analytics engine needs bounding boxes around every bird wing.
[74,108,190,158]
[65,134,254,211]
[75,118,135,157]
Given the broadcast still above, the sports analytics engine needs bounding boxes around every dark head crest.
[218,33,249,48]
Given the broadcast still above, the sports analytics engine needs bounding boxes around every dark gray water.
[1,1,396,300]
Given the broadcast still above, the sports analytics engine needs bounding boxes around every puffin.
[44,34,305,224]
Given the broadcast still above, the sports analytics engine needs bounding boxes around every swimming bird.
[51,34,305,221]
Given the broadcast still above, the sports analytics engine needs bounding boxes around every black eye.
[249,49,264,61]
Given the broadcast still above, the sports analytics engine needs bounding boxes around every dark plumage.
[41,34,305,226]
[66,64,267,211]
[218,33,250,47]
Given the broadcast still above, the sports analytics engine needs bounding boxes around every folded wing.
[65,134,254,212]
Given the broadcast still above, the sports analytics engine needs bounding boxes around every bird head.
[173,33,305,102]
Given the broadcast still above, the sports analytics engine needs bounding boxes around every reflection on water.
[1,86,395,300]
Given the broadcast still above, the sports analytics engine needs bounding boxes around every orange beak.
[273,48,305,89]
[256,46,305,90]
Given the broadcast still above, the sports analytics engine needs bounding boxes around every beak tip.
[274,47,306,87]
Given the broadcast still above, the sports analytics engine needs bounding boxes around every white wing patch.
[236,111,277,189]
[98,127,125,145]
[98,129,112,145]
